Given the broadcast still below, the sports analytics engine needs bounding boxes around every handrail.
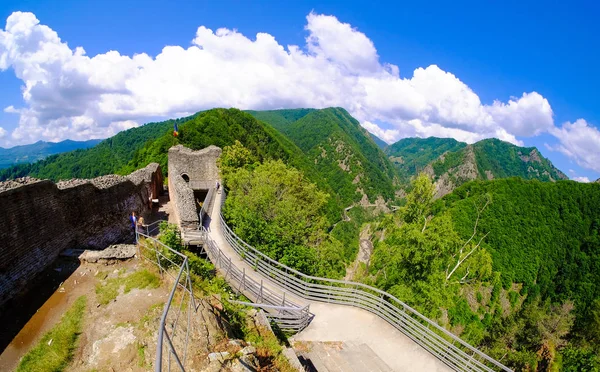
[199,227,311,332]
[218,192,512,372]
[136,230,195,372]
[141,219,168,236]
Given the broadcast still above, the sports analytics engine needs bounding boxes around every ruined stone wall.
[167,145,222,229]
[168,145,221,187]
[0,163,163,308]
[168,163,199,229]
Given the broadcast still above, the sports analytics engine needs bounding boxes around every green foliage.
[249,107,398,207]
[217,139,258,185]
[403,173,434,224]
[431,148,466,177]
[329,206,374,261]
[561,347,599,371]
[385,137,466,181]
[224,159,341,275]
[95,269,160,305]
[158,221,184,252]
[17,296,87,372]
[0,115,194,181]
[185,251,215,280]
[438,179,600,321]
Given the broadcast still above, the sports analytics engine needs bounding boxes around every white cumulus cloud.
[572,176,591,183]
[0,9,594,171]
[550,119,600,173]
[0,127,6,139]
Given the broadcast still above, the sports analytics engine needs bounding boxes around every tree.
[217,140,258,185]
[223,159,330,273]
[404,173,435,225]
[445,194,492,283]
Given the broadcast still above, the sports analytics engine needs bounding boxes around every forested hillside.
[385,137,567,193]
[369,133,388,149]
[249,108,398,206]
[0,139,101,169]
[438,178,600,314]
[0,115,195,181]
[385,137,467,181]
[364,176,600,370]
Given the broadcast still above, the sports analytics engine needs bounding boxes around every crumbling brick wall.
[0,163,163,308]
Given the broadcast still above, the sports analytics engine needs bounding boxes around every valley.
[0,107,598,371]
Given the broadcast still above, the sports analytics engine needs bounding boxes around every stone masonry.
[168,145,221,229]
[0,163,163,308]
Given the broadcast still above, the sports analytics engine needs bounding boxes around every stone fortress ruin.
[0,144,221,310]
[168,145,221,230]
[0,163,163,308]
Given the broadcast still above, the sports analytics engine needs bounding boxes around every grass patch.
[138,302,164,335]
[94,270,108,280]
[95,269,160,305]
[244,323,296,372]
[137,342,147,367]
[17,296,87,372]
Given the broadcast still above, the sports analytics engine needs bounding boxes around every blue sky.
[0,0,599,180]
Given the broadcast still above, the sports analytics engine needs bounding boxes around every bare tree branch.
[445,195,491,283]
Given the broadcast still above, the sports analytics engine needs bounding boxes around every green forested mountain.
[365,175,600,370]
[368,133,388,149]
[430,138,567,182]
[0,115,196,181]
[385,137,467,180]
[0,139,102,169]
[126,108,380,220]
[385,136,567,197]
[248,108,398,206]
[437,178,600,310]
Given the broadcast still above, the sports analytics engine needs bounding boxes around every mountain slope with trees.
[385,137,467,181]
[0,115,197,181]
[365,175,600,370]
[0,139,102,169]
[369,133,388,149]
[249,107,399,206]
[385,136,568,197]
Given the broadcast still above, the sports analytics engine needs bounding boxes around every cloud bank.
[0,11,597,172]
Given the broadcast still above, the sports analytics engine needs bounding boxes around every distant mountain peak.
[385,136,567,197]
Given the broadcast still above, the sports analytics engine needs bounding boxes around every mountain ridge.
[248,108,398,206]
[383,136,567,197]
[0,139,102,169]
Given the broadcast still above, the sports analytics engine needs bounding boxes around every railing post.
[240,268,246,292]
[225,257,232,279]
[259,280,263,303]
[154,241,163,277]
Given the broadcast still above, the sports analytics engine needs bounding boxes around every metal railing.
[136,229,195,372]
[200,227,311,332]
[139,219,168,236]
[218,193,511,372]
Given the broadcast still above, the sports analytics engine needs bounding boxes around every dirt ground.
[67,259,170,372]
[0,257,173,372]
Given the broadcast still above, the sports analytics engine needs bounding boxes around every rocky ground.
[2,244,293,372]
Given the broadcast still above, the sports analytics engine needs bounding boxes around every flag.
[173,122,179,137]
